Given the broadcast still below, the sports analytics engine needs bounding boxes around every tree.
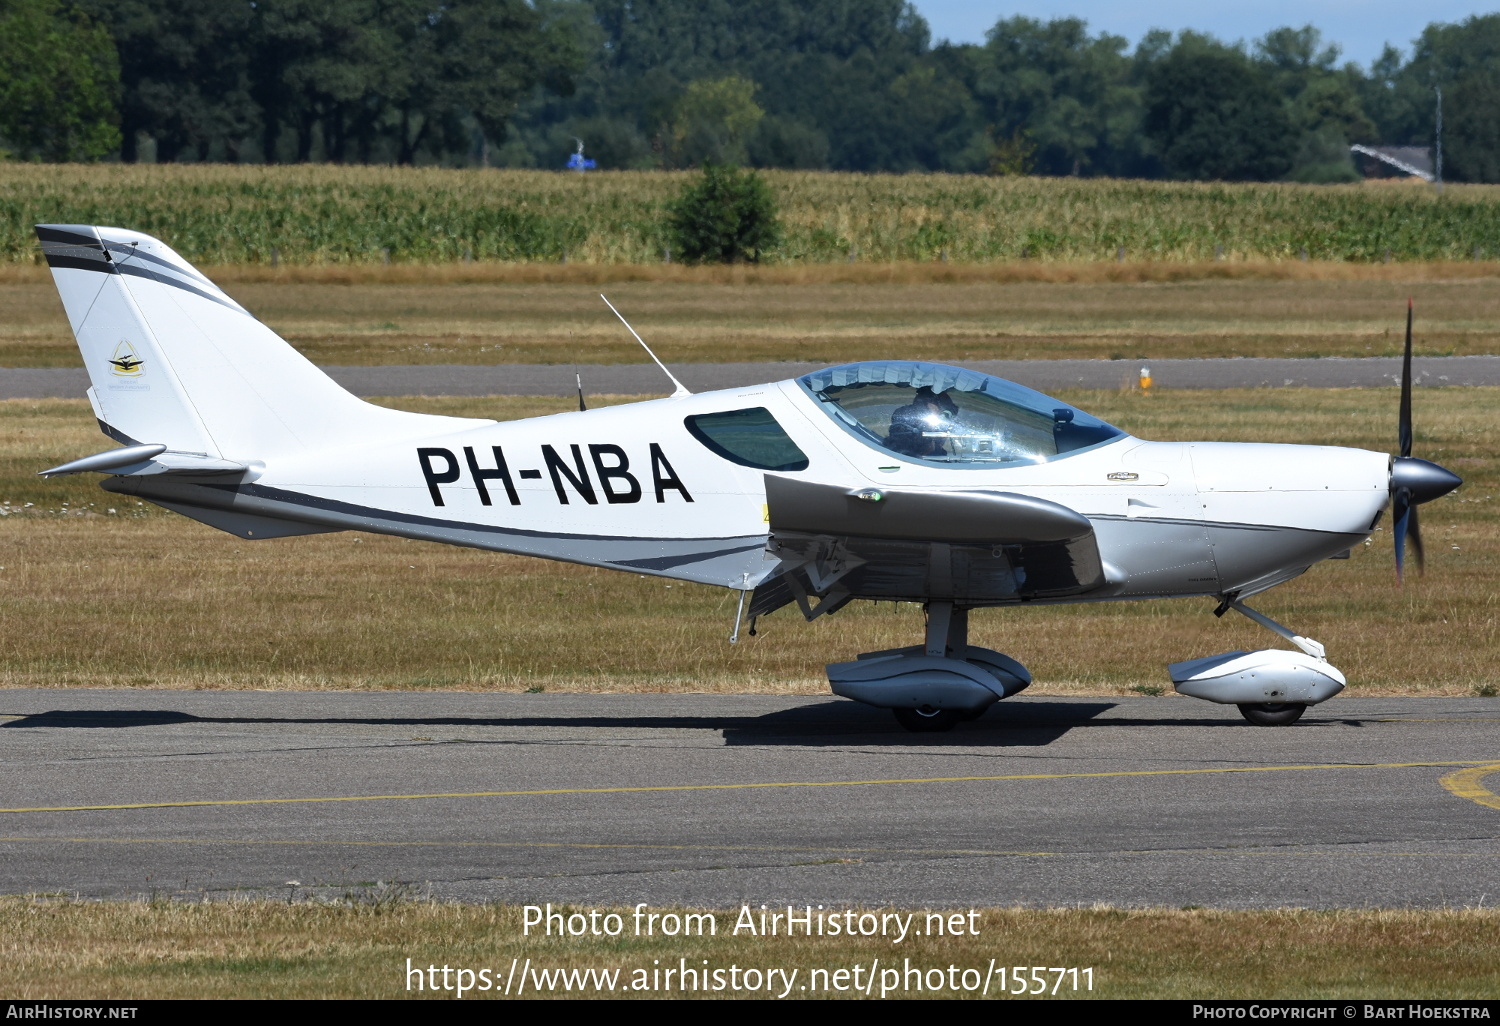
[381,0,583,165]
[247,0,395,164]
[986,128,1036,175]
[970,17,1144,177]
[1407,14,1500,87]
[1257,26,1373,140]
[1144,36,1297,180]
[1445,70,1500,182]
[235,0,585,165]
[1252,26,1371,182]
[77,0,254,162]
[747,115,829,169]
[524,0,942,171]
[0,0,120,161]
[1356,44,1418,147]
[666,164,782,264]
[669,76,763,166]
[1370,15,1500,148]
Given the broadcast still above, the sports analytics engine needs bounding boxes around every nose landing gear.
[1169,598,1344,726]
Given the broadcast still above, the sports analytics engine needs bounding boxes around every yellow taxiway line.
[0,760,1493,815]
[1439,763,1500,811]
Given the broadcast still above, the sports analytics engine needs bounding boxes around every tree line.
[3,0,1499,181]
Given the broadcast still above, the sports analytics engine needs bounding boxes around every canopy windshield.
[798,361,1125,465]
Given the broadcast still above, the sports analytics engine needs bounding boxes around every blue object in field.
[566,139,596,171]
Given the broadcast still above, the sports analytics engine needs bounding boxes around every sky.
[910,1,1500,68]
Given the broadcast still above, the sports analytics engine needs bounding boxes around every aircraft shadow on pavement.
[0,701,1279,745]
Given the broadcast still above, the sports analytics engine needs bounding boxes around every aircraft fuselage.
[105,378,1390,605]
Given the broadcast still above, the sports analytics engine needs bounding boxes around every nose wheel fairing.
[1168,599,1345,725]
[1169,649,1345,706]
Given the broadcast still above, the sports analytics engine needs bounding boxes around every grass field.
[5,275,1499,366]
[5,165,1500,267]
[0,388,1490,695]
[4,899,1496,999]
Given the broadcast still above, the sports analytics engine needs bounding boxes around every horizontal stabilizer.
[39,444,248,478]
[129,453,249,475]
[40,444,165,478]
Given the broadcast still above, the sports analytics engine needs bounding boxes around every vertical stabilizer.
[37,224,480,459]
[39,225,220,454]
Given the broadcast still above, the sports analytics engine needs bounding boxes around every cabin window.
[798,361,1125,466]
[684,408,810,471]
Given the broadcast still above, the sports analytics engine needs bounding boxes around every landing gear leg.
[1229,601,1319,728]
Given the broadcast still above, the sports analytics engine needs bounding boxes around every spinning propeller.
[1389,300,1463,579]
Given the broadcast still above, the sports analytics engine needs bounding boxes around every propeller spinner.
[1391,300,1462,578]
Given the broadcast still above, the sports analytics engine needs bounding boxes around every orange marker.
[1140,364,1153,394]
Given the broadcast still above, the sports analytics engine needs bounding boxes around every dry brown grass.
[8,258,1500,287]
[4,274,1498,367]
[3,898,1497,999]
[0,388,1492,695]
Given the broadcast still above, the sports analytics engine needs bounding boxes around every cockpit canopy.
[798,361,1126,466]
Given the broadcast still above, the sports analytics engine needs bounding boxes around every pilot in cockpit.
[886,386,958,458]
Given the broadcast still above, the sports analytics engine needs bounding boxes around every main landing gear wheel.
[1237,702,1306,727]
[893,707,964,733]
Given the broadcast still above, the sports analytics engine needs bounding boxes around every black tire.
[1237,702,1307,726]
[893,707,964,733]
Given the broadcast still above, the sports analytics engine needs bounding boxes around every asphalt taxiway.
[0,691,1495,908]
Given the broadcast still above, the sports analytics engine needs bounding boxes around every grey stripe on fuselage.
[99,476,770,588]
[1091,514,1364,595]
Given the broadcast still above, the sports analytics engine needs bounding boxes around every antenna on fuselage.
[599,293,691,398]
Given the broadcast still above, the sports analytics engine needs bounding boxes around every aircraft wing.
[753,475,1107,618]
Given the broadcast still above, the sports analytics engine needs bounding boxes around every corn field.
[3,165,1499,266]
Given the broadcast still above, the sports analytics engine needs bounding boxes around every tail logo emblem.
[109,341,144,377]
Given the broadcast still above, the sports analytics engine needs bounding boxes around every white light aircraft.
[35,225,1461,730]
